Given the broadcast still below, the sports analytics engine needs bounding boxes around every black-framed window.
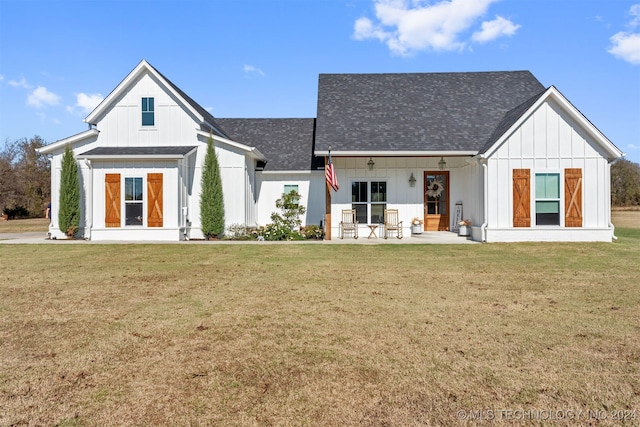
[142,97,154,126]
[352,181,387,224]
[125,177,143,226]
[284,184,299,206]
[535,173,560,225]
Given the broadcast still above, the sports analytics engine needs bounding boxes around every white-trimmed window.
[142,97,154,126]
[125,177,143,226]
[284,184,299,206]
[352,181,387,224]
[535,173,560,226]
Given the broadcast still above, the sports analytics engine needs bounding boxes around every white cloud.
[75,92,103,113]
[353,0,517,56]
[472,15,520,43]
[27,86,60,108]
[8,77,32,89]
[608,32,640,64]
[630,4,640,26]
[608,4,640,65]
[243,64,265,76]
[0,75,4,83]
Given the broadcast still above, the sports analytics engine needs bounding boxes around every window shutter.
[564,168,582,227]
[105,174,121,227]
[147,173,163,227]
[513,169,531,227]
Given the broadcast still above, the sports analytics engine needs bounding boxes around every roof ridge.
[145,61,229,139]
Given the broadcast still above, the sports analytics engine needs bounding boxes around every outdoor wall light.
[367,157,375,170]
[409,172,416,187]
[438,156,447,170]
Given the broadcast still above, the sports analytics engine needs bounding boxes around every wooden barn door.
[424,171,450,231]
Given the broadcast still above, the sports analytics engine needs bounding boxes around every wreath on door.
[426,179,445,198]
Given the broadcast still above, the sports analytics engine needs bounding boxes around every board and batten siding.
[327,156,478,239]
[94,73,199,147]
[187,137,256,238]
[256,172,325,228]
[89,161,181,240]
[485,98,613,242]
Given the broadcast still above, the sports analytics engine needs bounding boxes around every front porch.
[326,231,479,244]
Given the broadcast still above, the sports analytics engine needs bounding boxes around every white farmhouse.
[39,60,623,242]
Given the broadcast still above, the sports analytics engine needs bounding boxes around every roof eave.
[76,154,191,160]
[315,150,478,157]
[196,129,267,161]
[481,86,623,161]
[36,129,100,155]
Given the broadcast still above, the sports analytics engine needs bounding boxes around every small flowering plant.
[411,217,424,225]
[458,219,472,227]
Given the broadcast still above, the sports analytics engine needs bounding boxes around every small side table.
[367,224,378,239]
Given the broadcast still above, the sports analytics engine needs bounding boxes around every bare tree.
[0,136,50,217]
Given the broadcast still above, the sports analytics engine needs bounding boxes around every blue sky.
[1,0,639,163]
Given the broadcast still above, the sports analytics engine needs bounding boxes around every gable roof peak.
[84,59,228,138]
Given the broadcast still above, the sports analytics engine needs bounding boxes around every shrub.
[255,223,304,241]
[2,206,29,219]
[301,224,324,240]
[225,223,255,240]
[200,136,225,238]
[58,145,80,238]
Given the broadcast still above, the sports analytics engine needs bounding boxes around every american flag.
[325,151,339,192]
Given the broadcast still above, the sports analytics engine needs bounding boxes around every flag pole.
[325,145,332,240]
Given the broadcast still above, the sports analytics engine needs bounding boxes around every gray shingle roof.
[78,146,197,157]
[147,62,229,139]
[217,118,322,171]
[479,90,546,154]
[315,71,546,153]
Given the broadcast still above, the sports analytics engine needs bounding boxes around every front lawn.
[1,234,638,425]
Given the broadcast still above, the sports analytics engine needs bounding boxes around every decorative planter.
[411,224,423,234]
[458,225,470,237]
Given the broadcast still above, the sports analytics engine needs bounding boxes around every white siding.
[256,172,325,227]
[486,98,614,242]
[327,156,477,239]
[95,73,198,147]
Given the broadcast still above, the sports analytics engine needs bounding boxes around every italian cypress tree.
[200,136,225,238]
[58,145,80,237]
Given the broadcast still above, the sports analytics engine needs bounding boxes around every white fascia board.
[196,129,267,161]
[546,86,623,160]
[76,146,198,160]
[77,154,188,160]
[259,170,324,175]
[36,129,99,155]
[84,60,204,126]
[482,86,623,160]
[315,150,477,156]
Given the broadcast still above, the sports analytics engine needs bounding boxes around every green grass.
[1,233,639,426]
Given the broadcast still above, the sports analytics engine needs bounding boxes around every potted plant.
[411,217,424,234]
[458,219,472,237]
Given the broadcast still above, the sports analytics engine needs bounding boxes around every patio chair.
[340,209,358,239]
[384,209,403,239]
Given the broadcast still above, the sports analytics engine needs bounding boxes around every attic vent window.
[142,97,154,126]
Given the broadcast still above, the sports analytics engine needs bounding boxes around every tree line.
[611,159,640,207]
[1,136,50,218]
